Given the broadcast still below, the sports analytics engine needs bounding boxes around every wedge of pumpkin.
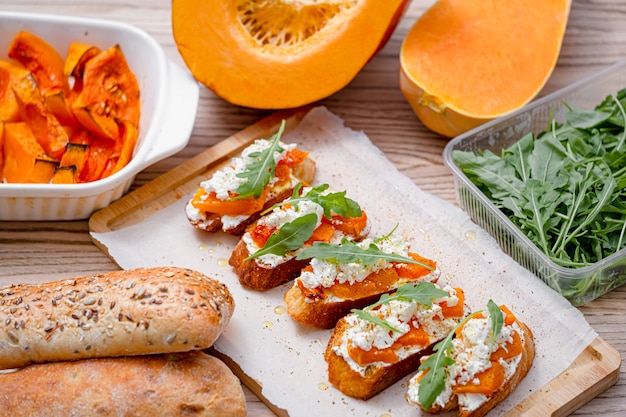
[0,60,32,123]
[3,121,59,183]
[400,0,572,137]
[71,44,140,142]
[172,0,410,109]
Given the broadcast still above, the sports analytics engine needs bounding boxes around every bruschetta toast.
[229,183,370,290]
[324,282,468,400]
[284,231,441,329]
[406,301,535,417]
[185,121,315,235]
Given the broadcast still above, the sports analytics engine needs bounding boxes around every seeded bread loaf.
[0,266,234,369]
[0,350,246,417]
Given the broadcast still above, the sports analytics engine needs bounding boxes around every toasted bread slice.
[285,234,440,329]
[229,238,311,290]
[407,304,535,417]
[186,136,316,235]
[229,184,370,291]
[324,283,467,400]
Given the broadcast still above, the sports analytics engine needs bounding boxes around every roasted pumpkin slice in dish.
[186,121,316,235]
[72,44,140,142]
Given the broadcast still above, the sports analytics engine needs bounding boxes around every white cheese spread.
[332,285,463,377]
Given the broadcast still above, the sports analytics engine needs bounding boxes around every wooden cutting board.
[89,107,621,417]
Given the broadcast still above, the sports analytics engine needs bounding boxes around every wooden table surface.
[1,1,625,416]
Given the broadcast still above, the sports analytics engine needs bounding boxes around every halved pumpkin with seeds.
[172,0,410,109]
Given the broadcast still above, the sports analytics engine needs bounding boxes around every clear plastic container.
[443,59,626,306]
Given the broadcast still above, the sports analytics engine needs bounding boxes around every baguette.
[185,131,316,235]
[0,266,234,369]
[324,283,468,400]
[0,350,246,417]
[285,233,440,329]
[406,304,535,417]
[229,184,370,291]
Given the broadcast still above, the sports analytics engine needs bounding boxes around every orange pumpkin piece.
[453,361,506,394]
[325,212,369,237]
[395,252,437,279]
[438,287,465,318]
[3,121,58,183]
[400,0,571,137]
[100,121,139,179]
[11,75,68,160]
[191,186,271,217]
[325,267,400,301]
[51,165,77,184]
[347,325,431,367]
[172,0,411,109]
[0,122,4,175]
[79,138,115,182]
[0,59,32,123]
[59,142,90,177]
[8,31,70,97]
[64,42,102,78]
[71,44,140,141]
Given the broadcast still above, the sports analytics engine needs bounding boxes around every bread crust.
[284,283,385,329]
[0,266,235,369]
[0,350,247,417]
[458,321,535,417]
[187,156,316,235]
[324,315,438,400]
[229,239,310,290]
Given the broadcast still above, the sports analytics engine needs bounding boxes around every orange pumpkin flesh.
[8,31,70,98]
[72,44,140,141]
[0,60,31,123]
[400,0,571,137]
[0,31,140,184]
[172,0,410,109]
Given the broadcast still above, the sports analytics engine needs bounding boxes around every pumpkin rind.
[172,0,410,109]
[400,0,572,137]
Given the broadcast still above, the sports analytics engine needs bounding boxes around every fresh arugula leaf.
[244,212,318,260]
[295,238,435,271]
[350,282,450,333]
[234,120,286,199]
[417,311,480,410]
[350,308,402,333]
[417,302,505,409]
[487,300,504,339]
[368,282,448,310]
[262,183,363,220]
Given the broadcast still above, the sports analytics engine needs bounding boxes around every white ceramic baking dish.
[0,12,199,220]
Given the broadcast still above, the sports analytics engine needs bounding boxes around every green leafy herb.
[234,120,286,199]
[350,282,450,333]
[296,237,435,271]
[417,300,504,410]
[487,299,504,339]
[263,183,363,220]
[453,88,626,303]
[244,212,318,260]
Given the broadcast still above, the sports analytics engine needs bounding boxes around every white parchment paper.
[91,107,597,417]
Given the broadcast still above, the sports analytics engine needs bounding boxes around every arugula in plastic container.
[453,89,626,298]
